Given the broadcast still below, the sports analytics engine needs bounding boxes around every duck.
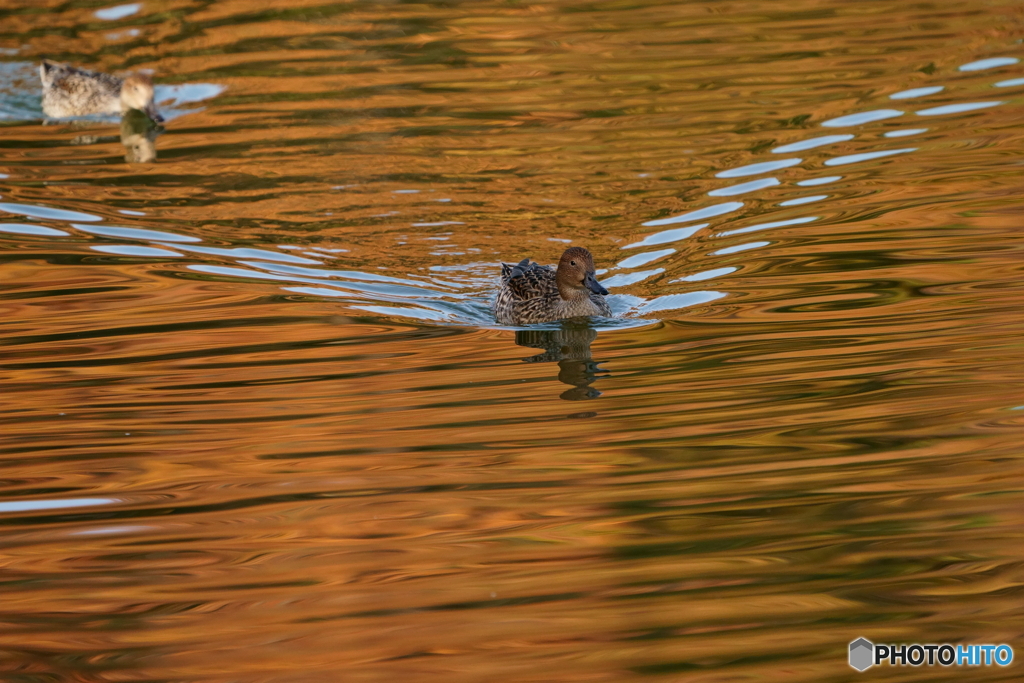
[39,60,163,122]
[494,246,612,325]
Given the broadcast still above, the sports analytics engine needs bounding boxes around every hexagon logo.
[849,637,874,671]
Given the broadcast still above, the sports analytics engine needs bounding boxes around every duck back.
[40,61,123,118]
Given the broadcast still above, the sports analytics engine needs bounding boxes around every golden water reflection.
[1,0,1024,681]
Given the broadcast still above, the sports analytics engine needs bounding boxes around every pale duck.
[40,60,163,122]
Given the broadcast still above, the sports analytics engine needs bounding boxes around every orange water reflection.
[2,0,1024,681]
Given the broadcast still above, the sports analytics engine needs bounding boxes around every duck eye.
[570,260,576,266]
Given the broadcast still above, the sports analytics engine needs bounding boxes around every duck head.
[556,247,608,299]
[120,73,163,123]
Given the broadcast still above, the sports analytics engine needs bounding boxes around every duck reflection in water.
[120,108,162,162]
[515,320,609,401]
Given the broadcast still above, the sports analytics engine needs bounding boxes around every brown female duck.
[40,60,163,122]
[494,247,612,325]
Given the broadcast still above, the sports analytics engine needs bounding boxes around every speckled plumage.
[493,247,612,325]
[39,60,163,121]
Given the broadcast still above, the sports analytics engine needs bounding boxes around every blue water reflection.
[94,3,140,20]
[712,241,770,255]
[716,159,800,178]
[673,266,737,282]
[616,249,675,269]
[825,148,915,166]
[642,202,743,227]
[1,202,101,222]
[918,101,1002,115]
[74,224,202,242]
[92,244,183,257]
[822,109,904,127]
[891,86,944,99]
[718,216,817,237]
[624,223,709,248]
[772,134,853,153]
[0,497,115,513]
[779,195,826,206]
[0,222,68,236]
[959,57,1018,71]
[797,176,841,186]
[709,177,779,196]
[885,128,927,137]
[636,290,725,313]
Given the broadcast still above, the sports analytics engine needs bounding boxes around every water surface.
[2,0,1024,681]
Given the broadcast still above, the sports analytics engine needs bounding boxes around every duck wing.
[503,259,554,300]
[39,60,64,87]
[42,61,122,92]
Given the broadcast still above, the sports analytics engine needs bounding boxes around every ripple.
[155,83,227,113]
[673,266,737,282]
[917,101,1003,116]
[157,83,225,106]
[91,245,184,257]
[708,177,779,196]
[225,262,457,303]
[636,290,725,313]
[189,264,315,283]
[239,261,444,290]
[995,78,1024,87]
[149,83,227,122]
[824,148,915,166]
[890,86,944,99]
[884,128,927,137]
[624,223,708,248]
[2,9,1023,683]
[95,3,140,20]
[603,268,664,287]
[716,159,801,179]
[282,286,348,298]
[772,135,854,153]
[959,57,1019,71]
[350,304,449,321]
[717,216,817,237]
[74,224,202,243]
[0,202,101,222]
[780,195,827,207]
[712,240,770,255]
[106,28,140,40]
[71,525,152,537]
[176,245,322,265]
[616,249,675,269]
[797,176,841,186]
[0,497,115,514]
[641,202,743,227]
[822,109,903,127]
[0,222,68,236]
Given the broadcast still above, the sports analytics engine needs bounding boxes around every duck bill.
[585,273,608,296]
[145,104,165,124]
